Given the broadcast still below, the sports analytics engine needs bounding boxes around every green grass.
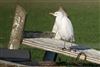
[0,0,100,66]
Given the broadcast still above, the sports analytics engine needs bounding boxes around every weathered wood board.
[8,5,26,49]
[22,38,100,64]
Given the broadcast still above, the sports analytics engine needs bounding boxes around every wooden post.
[8,5,26,49]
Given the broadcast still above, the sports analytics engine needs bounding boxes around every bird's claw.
[62,47,77,52]
[62,47,71,51]
[62,47,67,50]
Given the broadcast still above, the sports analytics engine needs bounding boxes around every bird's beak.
[49,13,54,15]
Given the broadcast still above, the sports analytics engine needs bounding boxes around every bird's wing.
[65,17,75,42]
[60,17,75,41]
[65,17,74,33]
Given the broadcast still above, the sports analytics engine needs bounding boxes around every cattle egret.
[50,7,75,50]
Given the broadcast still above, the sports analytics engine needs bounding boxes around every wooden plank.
[8,5,26,49]
[23,31,58,62]
[22,38,100,64]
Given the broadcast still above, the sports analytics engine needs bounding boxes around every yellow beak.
[49,13,54,15]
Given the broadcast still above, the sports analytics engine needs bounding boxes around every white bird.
[50,7,75,50]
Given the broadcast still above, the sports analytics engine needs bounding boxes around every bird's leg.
[69,42,72,51]
[69,42,76,52]
[62,41,71,51]
[70,41,72,47]
[62,40,67,50]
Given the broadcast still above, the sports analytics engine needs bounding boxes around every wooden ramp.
[22,38,100,64]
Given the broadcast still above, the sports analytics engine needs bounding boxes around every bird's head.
[49,6,68,17]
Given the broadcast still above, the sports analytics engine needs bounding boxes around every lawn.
[0,0,100,66]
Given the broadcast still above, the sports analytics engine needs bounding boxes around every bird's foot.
[62,47,66,50]
[62,47,77,52]
[62,47,71,51]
